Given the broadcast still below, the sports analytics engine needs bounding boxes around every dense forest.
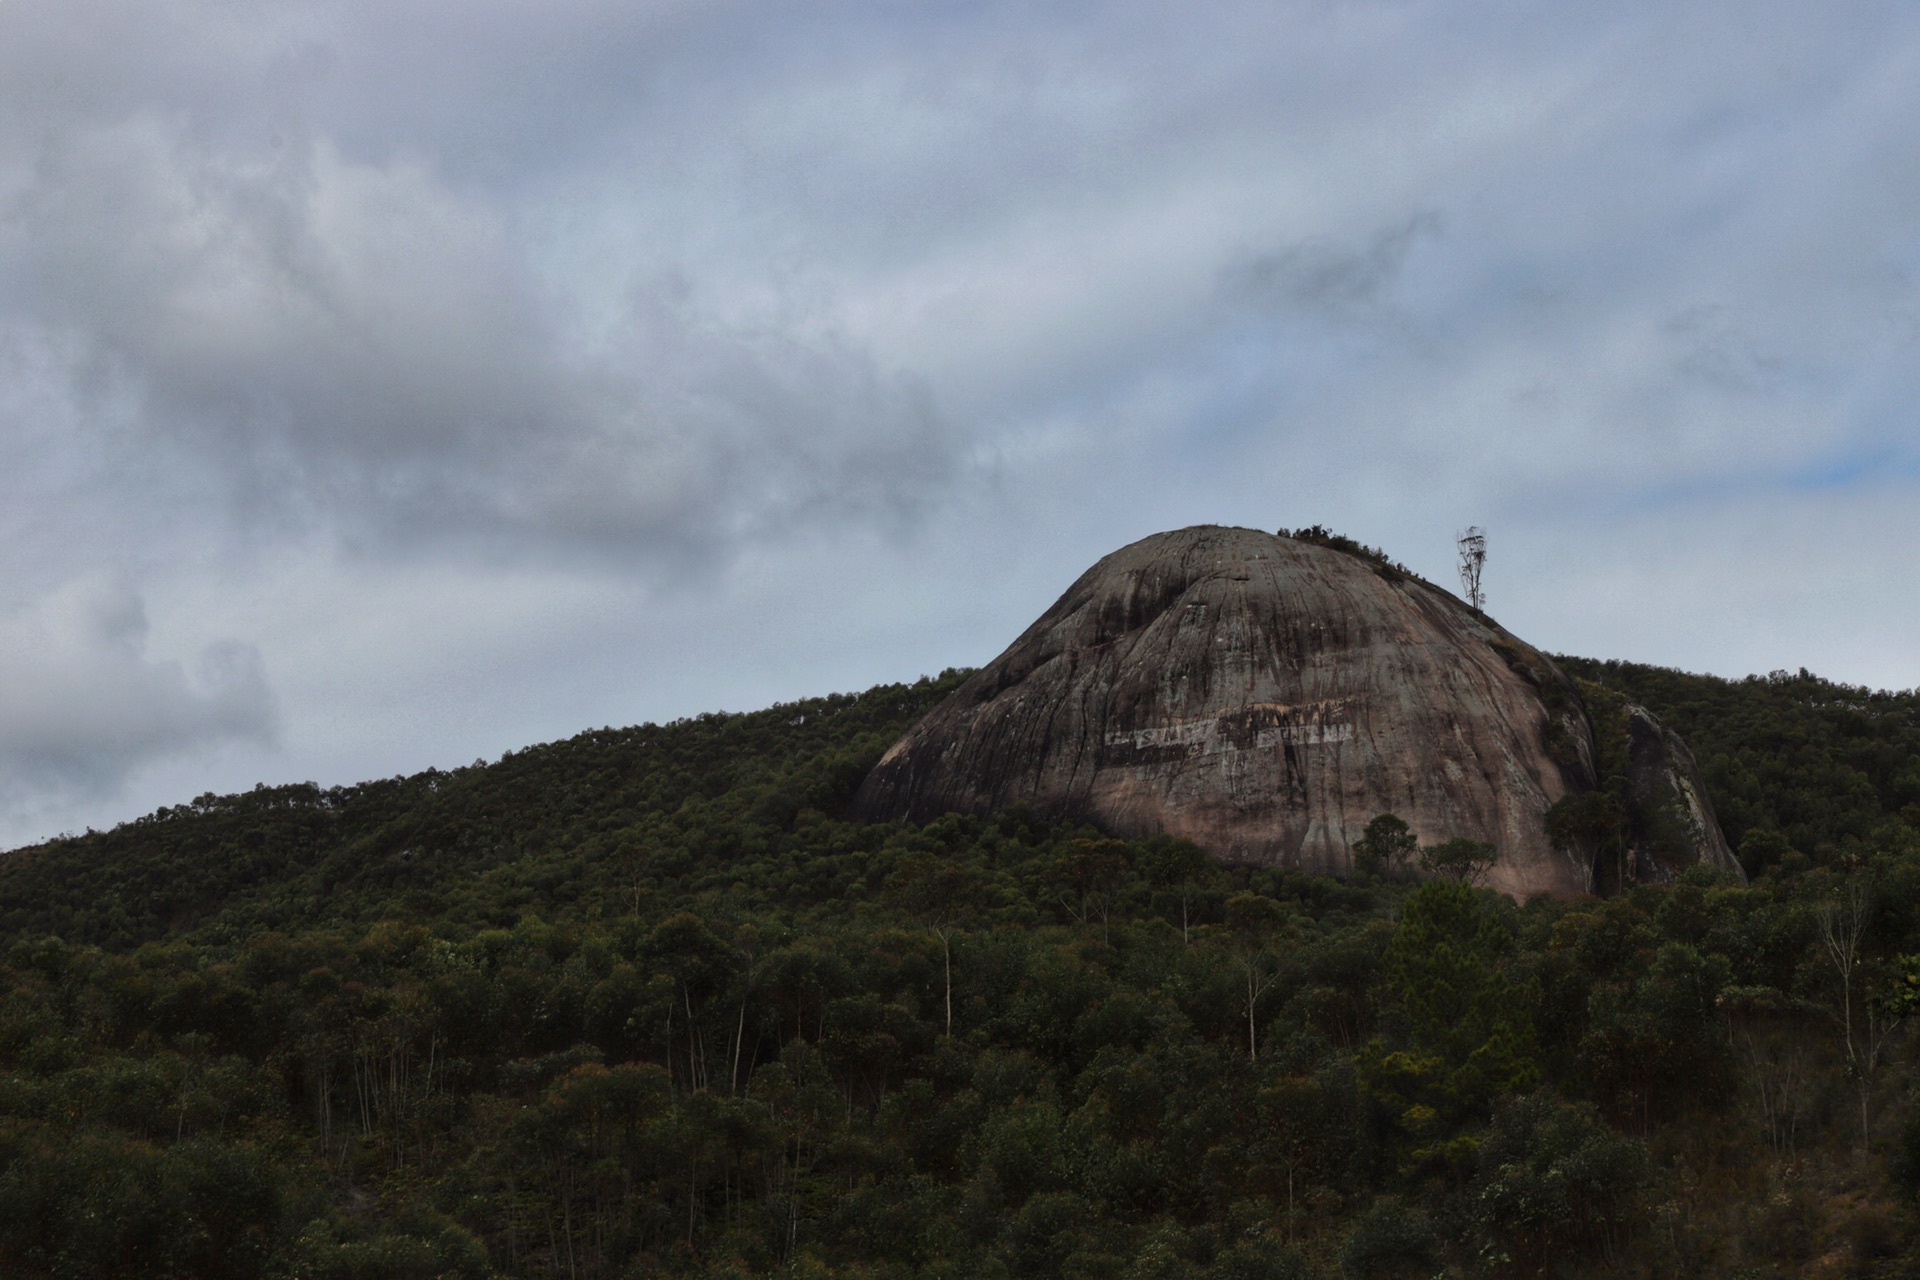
[3,660,1920,1278]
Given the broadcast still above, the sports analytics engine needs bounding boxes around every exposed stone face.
[1621,704,1743,883]
[853,525,1732,899]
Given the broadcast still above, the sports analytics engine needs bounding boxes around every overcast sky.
[2,0,1917,849]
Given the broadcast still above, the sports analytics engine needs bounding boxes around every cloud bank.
[3,114,959,561]
[2,0,1918,845]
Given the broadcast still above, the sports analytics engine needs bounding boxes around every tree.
[1418,837,1498,886]
[1142,836,1211,942]
[887,851,989,1036]
[1256,1069,1357,1244]
[1339,1197,1436,1280]
[1224,893,1292,1061]
[1815,872,1901,1156]
[1050,838,1130,940]
[1544,791,1627,894]
[1471,1093,1645,1272]
[1381,880,1539,1109]
[1457,526,1487,613]
[1351,814,1418,882]
[1581,941,1733,1128]
[728,923,765,1094]
[1719,985,1819,1160]
[642,914,734,1093]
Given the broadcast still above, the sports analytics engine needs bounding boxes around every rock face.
[1620,705,1740,884]
[853,525,1737,899]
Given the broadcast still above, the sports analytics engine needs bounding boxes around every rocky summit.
[854,525,1739,898]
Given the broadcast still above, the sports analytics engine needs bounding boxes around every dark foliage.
[1276,526,1419,580]
[3,661,1920,1276]
[1557,657,1920,875]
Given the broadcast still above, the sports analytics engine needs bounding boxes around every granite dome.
[853,525,1737,898]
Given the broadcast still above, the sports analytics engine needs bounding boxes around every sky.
[2,0,1918,849]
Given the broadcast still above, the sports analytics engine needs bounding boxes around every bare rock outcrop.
[853,525,1734,898]
[1619,703,1742,884]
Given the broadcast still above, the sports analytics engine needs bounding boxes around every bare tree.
[887,852,990,1037]
[1720,985,1817,1161]
[1816,873,1898,1156]
[1225,893,1291,1061]
[1457,526,1487,612]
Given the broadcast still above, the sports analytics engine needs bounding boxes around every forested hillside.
[1561,658,1920,872]
[3,663,1920,1278]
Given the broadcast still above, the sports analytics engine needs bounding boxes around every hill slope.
[1,663,1918,1278]
[0,673,967,949]
[1560,657,1920,872]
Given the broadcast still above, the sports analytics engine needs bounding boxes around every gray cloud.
[0,576,276,816]
[1662,305,1784,394]
[3,0,1920,847]
[1222,215,1443,323]
[1,114,960,563]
